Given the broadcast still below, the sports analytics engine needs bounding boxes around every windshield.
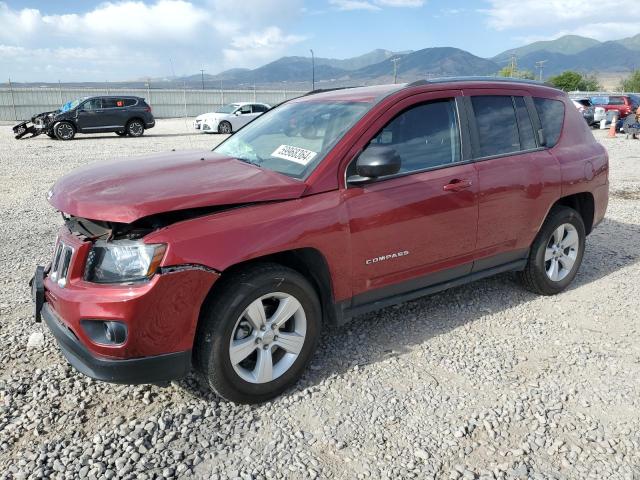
[215,104,239,114]
[214,100,372,178]
[60,98,84,112]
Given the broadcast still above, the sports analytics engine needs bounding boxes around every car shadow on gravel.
[300,217,640,391]
[177,217,640,401]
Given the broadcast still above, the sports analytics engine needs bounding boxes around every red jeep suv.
[32,79,609,403]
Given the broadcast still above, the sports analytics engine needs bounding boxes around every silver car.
[194,102,270,134]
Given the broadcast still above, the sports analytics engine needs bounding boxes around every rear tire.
[517,206,585,295]
[194,264,321,404]
[126,119,144,137]
[218,121,232,134]
[54,122,75,140]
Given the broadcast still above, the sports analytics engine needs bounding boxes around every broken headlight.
[84,240,166,284]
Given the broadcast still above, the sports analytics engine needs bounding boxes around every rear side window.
[533,98,564,148]
[253,104,268,113]
[123,98,137,107]
[363,99,461,174]
[102,98,118,108]
[471,96,520,157]
[513,97,537,150]
[608,96,624,105]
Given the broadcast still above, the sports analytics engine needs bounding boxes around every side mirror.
[348,145,401,185]
[234,111,241,116]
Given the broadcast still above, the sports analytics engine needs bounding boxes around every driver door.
[76,98,103,131]
[231,104,255,130]
[343,92,479,306]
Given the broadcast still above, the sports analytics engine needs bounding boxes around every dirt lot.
[0,119,639,480]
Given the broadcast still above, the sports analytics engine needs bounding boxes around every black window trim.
[466,94,547,163]
[345,96,472,187]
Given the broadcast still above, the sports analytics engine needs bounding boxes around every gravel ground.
[1,119,639,480]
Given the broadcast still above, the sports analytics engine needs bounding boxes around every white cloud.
[329,0,423,11]
[0,0,305,81]
[329,0,380,11]
[484,0,640,39]
[223,27,306,65]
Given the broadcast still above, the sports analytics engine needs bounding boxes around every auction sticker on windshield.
[271,145,317,165]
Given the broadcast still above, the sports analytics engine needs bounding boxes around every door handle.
[443,179,472,192]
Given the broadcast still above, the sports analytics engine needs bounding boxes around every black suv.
[15,96,155,141]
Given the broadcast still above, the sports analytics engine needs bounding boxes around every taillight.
[144,106,152,113]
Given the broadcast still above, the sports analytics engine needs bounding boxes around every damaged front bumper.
[31,227,219,385]
[13,111,57,139]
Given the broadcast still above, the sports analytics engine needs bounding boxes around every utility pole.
[310,49,315,91]
[200,69,205,90]
[535,60,548,81]
[509,54,518,77]
[391,57,400,84]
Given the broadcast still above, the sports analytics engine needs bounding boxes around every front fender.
[144,191,352,303]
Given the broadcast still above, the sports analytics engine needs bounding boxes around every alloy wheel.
[545,223,579,282]
[229,292,307,384]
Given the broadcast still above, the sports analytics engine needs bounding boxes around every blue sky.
[1,0,638,82]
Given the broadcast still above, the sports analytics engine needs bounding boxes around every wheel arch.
[198,247,338,329]
[126,116,145,127]
[551,192,595,234]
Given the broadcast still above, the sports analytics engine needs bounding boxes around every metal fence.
[0,86,307,121]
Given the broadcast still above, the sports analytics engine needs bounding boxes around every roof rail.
[304,86,361,96]
[405,76,552,88]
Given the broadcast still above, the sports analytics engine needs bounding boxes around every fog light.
[104,321,127,344]
[81,319,128,345]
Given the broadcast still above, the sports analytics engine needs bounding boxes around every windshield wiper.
[235,157,262,168]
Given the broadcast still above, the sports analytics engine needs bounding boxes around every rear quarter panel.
[552,94,609,225]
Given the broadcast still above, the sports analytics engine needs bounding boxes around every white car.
[194,102,271,134]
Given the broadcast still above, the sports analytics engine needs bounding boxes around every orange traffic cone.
[608,114,618,138]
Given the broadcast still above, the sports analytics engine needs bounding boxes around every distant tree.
[548,71,601,91]
[620,70,640,92]
[582,74,602,91]
[497,66,535,80]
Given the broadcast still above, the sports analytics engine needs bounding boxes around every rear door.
[343,91,480,305]
[100,98,128,129]
[464,90,561,270]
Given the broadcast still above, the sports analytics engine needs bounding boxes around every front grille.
[50,239,75,288]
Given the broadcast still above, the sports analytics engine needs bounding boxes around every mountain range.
[176,34,640,89]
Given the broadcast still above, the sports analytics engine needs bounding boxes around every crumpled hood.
[48,149,307,223]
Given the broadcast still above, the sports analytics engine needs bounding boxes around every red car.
[32,79,609,403]
[592,94,640,119]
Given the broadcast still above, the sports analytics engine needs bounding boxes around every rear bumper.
[145,119,156,129]
[42,302,191,384]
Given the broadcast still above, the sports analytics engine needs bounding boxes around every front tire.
[518,206,586,295]
[54,121,75,140]
[218,121,232,134]
[126,119,145,137]
[194,264,321,404]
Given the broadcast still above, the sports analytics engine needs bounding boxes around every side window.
[123,98,137,107]
[253,104,268,113]
[513,96,537,150]
[533,97,564,148]
[240,105,252,114]
[608,96,624,105]
[102,98,118,109]
[471,95,521,157]
[82,98,102,110]
[360,99,461,175]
